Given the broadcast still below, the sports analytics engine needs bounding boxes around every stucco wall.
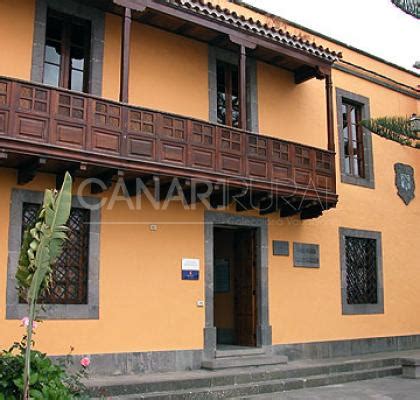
[0,0,35,80]
[0,169,206,355]
[0,0,419,357]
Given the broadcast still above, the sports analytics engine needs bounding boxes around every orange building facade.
[0,0,419,374]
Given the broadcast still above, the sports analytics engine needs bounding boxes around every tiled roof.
[165,0,342,62]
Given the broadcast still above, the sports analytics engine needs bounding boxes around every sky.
[245,0,419,73]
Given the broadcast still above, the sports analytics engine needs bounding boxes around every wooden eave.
[84,0,337,78]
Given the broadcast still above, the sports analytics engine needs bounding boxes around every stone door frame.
[203,211,272,359]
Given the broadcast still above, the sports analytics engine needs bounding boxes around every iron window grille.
[345,236,378,305]
[20,202,90,305]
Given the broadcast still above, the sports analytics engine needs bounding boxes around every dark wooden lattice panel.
[295,146,311,168]
[220,128,241,153]
[316,151,332,171]
[0,80,9,106]
[0,81,8,134]
[160,115,186,141]
[272,142,289,163]
[21,203,89,305]
[17,85,49,114]
[57,93,85,120]
[248,136,267,158]
[345,236,378,305]
[128,109,155,134]
[94,101,121,130]
[191,122,214,147]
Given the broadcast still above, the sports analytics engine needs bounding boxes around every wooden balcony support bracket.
[55,162,88,189]
[294,65,326,85]
[301,205,324,220]
[259,195,278,216]
[155,178,190,202]
[91,169,122,194]
[17,157,47,185]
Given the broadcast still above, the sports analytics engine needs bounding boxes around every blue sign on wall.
[181,258,200,281]
[182,270,199,280]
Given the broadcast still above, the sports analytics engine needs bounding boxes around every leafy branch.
[391,0,419,18]
[15,172,73,399]
[360,116,420,149]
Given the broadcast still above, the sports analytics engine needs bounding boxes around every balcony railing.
[0,76,336,203]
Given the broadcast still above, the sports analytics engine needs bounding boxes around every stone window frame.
[339,227,384,315]
[208,46,259,133]
[6,189,101,320]
[336,88,375,189]
[31,0,105,96]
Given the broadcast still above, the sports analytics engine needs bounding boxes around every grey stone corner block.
[402,358,420,379]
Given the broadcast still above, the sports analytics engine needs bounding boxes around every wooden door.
[234,229,257,347]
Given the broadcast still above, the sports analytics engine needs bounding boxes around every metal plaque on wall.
[293,243,320,268]
[394,163,415,205]
[273,241,289,256]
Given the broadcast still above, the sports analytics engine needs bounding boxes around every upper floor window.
[217,60,240,128]
[209,47,258,132]
[342,101,365,178]
[336,89,375,189]
[43,10,91,93]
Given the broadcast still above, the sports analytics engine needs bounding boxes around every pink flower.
[20,317,37,329]
[80,357,90,367]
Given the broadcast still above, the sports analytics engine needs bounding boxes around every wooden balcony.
[0,77,337,217]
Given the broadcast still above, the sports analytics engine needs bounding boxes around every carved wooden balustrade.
[0,77,337,205]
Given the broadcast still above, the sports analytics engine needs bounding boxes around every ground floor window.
[21,203,90,305]
[6,189,100,320]
[339,228,384,315]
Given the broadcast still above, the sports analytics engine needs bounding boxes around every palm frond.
[391,0,420,18]
[360,116,419,148]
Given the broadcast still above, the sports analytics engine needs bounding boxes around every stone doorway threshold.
[216,345,265,358]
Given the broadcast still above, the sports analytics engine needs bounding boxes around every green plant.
[14,172,73,399]
[391,0,419,18]
[0,337,89,400]
[361,116,419,148]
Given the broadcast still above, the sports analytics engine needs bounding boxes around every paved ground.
[239,377,420,399]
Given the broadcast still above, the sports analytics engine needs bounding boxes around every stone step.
[215,347,266,358]
[88,356,401,398]
[235,366,402,400]
[202,355,288,370]
[106,366,402,399]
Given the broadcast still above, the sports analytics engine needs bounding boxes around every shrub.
[0,338,89,400]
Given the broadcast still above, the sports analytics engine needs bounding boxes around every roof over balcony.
[89,0,342,80]
[164,0,341,61]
